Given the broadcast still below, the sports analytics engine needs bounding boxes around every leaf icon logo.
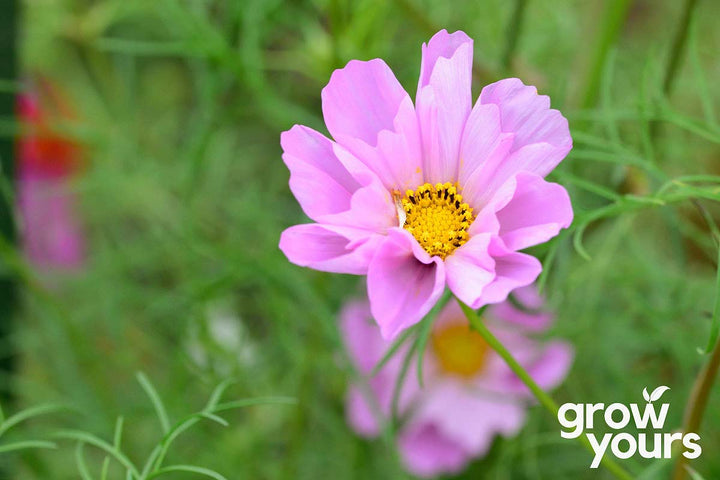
[644,386,670,403]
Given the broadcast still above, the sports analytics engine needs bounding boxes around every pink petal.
[413,378,527,454]
[281,125,361,221]
[479,78,571,159]
[460,130,514,209]
[457,102,504,185]
[479,238,542,305]
[397,423,468,478]
[418,30,473,90]
[469,78,571,190]
[334,97,423,190]
[319,178,397,233]
[415,87,441,182]
[520,341,574,392]
[282,126,398,232]
[445,233,495,308]
[480,142,571,198]
[466,171,518,237]
[322,59,410,148]
[346,381,387,438]
[367,229,445,340]
[340,300,390,374]
[487,285,554,332]
[18,178,85,268]
[279,224,383,274]
[497,172,573,250]
[498,339,574,395]
[416,30,473,184]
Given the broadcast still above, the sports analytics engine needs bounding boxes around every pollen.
[432,323,489,377]
[397,182,475,259]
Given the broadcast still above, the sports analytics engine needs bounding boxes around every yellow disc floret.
[398,182,475,259]
[432,323,489,377]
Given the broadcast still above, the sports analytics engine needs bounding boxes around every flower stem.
[671,249,720,480]
[457,299,634,480]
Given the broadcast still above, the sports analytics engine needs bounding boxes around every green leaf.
[147,465,227,480]
[0,404,68,438]
[54,430,140,478]
[136,372,171,435]
[0,440,57,453]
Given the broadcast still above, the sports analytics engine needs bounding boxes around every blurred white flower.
[186,300,257,375]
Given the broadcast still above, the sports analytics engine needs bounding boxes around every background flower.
[342,286,573,477]
[16,87,84,270]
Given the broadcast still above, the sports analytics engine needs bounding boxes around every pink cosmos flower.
[16,91,85,269]
[341,286,573,478]
[279,29,573,340]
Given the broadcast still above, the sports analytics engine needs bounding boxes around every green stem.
[662,0,700,95]
[501,0,528,73]
[458,299,634,480]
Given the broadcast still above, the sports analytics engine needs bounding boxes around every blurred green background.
[1,0,720,478]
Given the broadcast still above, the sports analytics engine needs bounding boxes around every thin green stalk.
[650,0,700,140]
[458,299,634,480]
[662,0,700,95]
[577,0,632,109]
[501,0,528,73]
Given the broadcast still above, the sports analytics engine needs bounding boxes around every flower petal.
[346,380,387,438]
[479,77,571,160]
[279,224,383,274]
[470,78,571,193]
[520,341,574,392]
[322,58,410,148]
[416,30,473,184]
[457,102,505,185]
[334,96,423,190]
[465,160,517,233]
[340,300,390,374]
[367,229,445,340]
[445,233,495,309]
[496,172,573,250]
[281,125,361,221]
[397,423,468,478]
[18,178,85,268]
[496,339,574,395]
[480,238,542,305]
[487,285,554,332]
[412,379,527,454]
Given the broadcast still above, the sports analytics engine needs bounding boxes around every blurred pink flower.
[279,30,573,340]
[16,91,85,269]
[341,286,573,478]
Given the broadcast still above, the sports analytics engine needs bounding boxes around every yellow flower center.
[397,182,475,259]
[432,322,489,377]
